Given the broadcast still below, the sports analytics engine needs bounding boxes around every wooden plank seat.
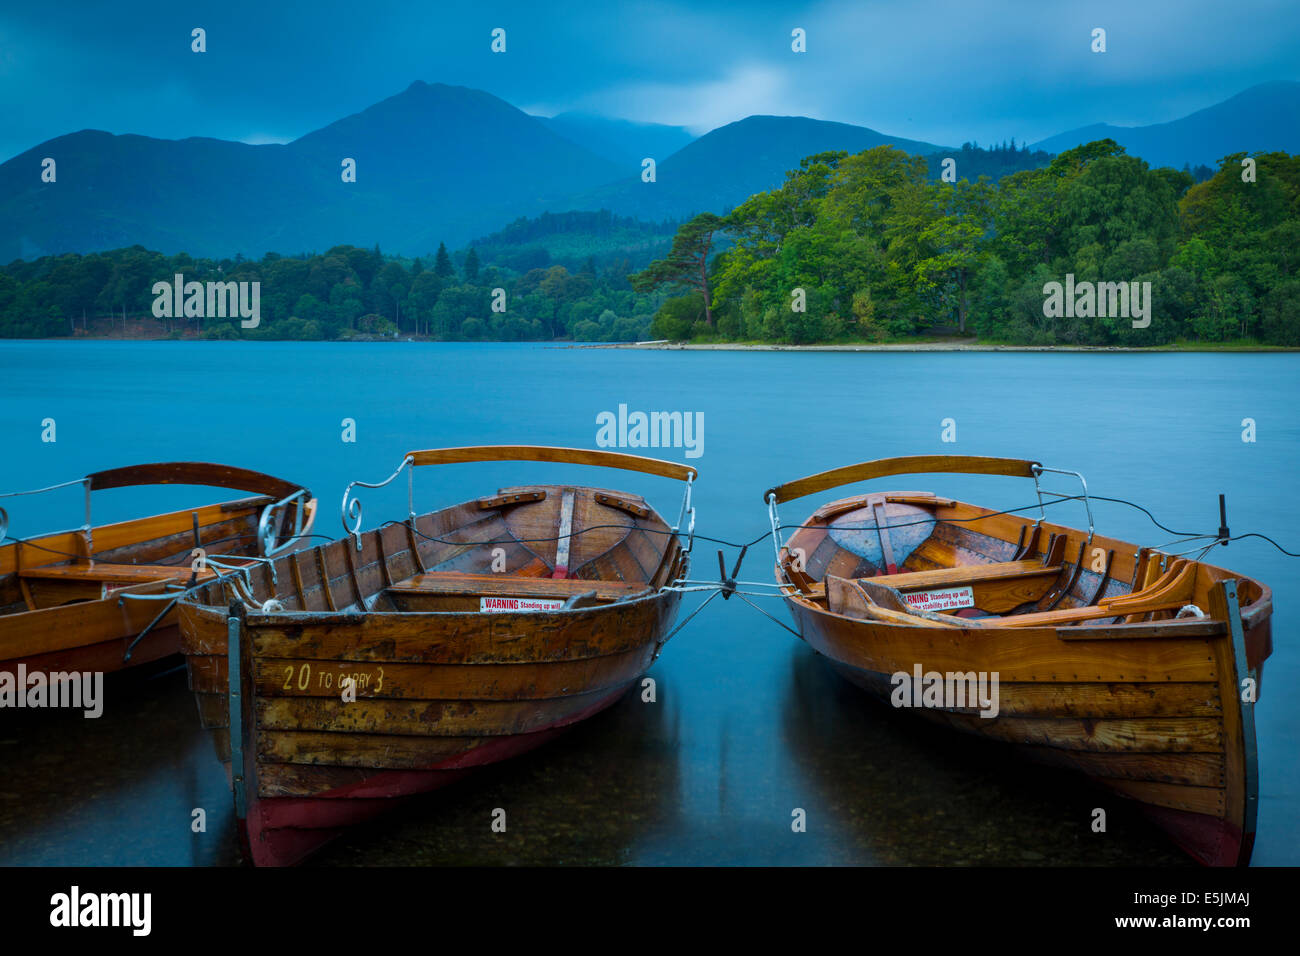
[389,571,650,602]
[19,562,218,583]
[870,559,1062,591]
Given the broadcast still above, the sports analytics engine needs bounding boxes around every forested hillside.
[633,141,1300,346]
[3,141,1294,346]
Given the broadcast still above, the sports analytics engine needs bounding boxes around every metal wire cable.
[0,530,338,564]
[386,495,1084,552]
[7,488,1297,583]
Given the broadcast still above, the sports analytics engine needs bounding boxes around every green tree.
[630,212,724,327]
[434,242,455,279]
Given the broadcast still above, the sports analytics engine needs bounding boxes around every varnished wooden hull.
[0,508,252,678]
[820,656,1252,867]
[2,621,183,677]
[1,474,315,681]
[182,588,681,866]
[178,474,689,865]
[775,487,1270,867]
[788,599,1262,866]
[241,685,631,866]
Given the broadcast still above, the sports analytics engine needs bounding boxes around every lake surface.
[1,341,1295,865]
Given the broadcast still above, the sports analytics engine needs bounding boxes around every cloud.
[240,134,292,146]
[582,64,808,133]
[1,0,1296,160]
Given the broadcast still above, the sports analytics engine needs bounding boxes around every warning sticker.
[480,596,566,613]
[904,586,975,612]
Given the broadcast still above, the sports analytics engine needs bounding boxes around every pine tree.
[434,242,454,279]
[630,212,723,327]
[464,248,480,283]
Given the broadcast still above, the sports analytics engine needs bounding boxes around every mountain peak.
[1031,80,1300,168]
[2,79,1296,263]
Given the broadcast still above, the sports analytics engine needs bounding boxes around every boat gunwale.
[1,458,317,588]
[0,493,280,550]
[776,491,1273,631]
[176,481,689,624]
[180,582,680,625]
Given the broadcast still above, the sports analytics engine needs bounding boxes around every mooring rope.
[8,483,1296,656]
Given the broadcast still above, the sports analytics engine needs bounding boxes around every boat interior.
[770,457,1269,630]
[0,463,314,617]
[190,447,696,616]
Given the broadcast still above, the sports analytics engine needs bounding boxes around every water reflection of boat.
[777,642,1188,865]
[0,667,239,866]
[312,668,687,866]
[1,462,314,680]
[765,455,1270,866]
[178,446,696,865]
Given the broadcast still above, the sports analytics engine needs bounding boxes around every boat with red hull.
[177,445,696,865]
[764,455,1271,866]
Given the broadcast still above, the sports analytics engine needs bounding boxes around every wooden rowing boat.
[177,445,696,866]
[764,455,1271,867]
[1,462,315,679]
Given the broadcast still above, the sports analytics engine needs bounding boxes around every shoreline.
[4,336,1295,353]
[573,341,1299,353]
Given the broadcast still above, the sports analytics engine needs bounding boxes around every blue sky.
[1,0,1297,161]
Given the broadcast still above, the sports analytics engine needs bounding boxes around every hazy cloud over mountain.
[1,0,1296,162]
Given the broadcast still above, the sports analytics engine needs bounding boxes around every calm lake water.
[1,341,1296,866]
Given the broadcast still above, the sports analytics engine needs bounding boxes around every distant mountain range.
[533,111,694,168]
[1031,81,1300,170]
[2,79,1296,263]
[0,82,621,263]
[566,115,948,222]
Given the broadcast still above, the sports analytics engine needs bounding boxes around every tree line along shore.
[2,140,1296,348]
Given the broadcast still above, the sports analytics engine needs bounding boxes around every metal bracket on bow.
[341,455,414,551]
